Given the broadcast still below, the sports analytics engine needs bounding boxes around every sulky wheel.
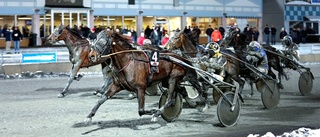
[255,79,264,93]
[159,91,183,122]
[217,91,241,127]
[299,71,314,96]
[261,80,280,109]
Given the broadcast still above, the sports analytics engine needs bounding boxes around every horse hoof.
[151,116,158,122]
[57,94,65,98]
[84,118,92,125]
[277,83,284,89]
[246,94,253,98]
[197,106,208,113]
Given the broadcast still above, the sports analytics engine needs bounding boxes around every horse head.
[221,30,247,51]
[164,29,198,57]
[163,30,184,50]
[47,25,66,44]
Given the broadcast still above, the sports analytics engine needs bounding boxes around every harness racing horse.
[164,29,243,111]
[85,30,203,123]
[47,25,111,98]
[220,30,287,96]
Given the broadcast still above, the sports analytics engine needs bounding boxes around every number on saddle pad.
[150,50,159,66]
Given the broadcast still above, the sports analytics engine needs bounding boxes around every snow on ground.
[248,127,320,137]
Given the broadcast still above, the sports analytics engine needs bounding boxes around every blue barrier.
[22,52,57,63]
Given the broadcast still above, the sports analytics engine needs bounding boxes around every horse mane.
[111,32,135,49]
[65,27,85,39]
[183,30,199,46]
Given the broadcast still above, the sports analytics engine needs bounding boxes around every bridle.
[50,27,64,42]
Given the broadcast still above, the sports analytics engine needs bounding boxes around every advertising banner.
[22,53,57,63]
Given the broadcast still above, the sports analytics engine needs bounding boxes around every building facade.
[284,0,320,42]
[0,0,263,46]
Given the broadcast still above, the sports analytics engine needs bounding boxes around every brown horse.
[85,30,203,122]
[164,30,243,110]
[220,30,288,93]
[47,25,111,98]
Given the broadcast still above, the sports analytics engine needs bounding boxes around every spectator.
[115,28,120,33]
[137,31,146,46]
[295,27,301,44]
[279,27,288,40]
[149,27,160,46]
[264,24,270,44]
[219,25,225,38]
[121,26,128,35]
[243,24,249,33]
[81,25,90,38]
[205,25,214,43]
[129,27,137,43]
[244,27,253,43]
[290,28,298,44]
[161,33,170,45]
[126,32,133,43]
[87,28,97,43]
[184,26,191,34]
[271,25,277,45]
[252,27,260,41]
[4,25,13,54]
[211,27,222,44]
[0,26,2,37]
[144,25,152,38]
[77,26,83,37]
[12,26,23,54]
[2,25,8,37]
[40,24,44,38]
[301,27,308,44]
[22,25,29,37]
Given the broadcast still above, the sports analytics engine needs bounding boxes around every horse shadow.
[72,118,167,135]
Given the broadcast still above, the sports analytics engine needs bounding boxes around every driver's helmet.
[205,42,220,53]
[143,39,152,45]
[282,35,293,47]
[248,41,261,51]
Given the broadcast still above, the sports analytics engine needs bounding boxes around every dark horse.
[164,29,244,110]
[85,30,203,122]
[47,25,111,98]
[220,30,287,95]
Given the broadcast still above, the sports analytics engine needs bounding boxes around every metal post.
[44,15,46,37]
[69,12,72,27]
[51,10,54,33]
[122,16,124,29]
[77,12,80,27]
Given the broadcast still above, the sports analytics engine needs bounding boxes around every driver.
[200,42,226,81]
[281,35,300,61]
[245,41,269,78]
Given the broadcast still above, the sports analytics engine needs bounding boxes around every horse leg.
[135,87,157,117]
[247,81,254,97]
[232,75,245,102]
[58,62,82,98]
[85,82,121,124]
[270,65,284,89]
[198,84,210,112]
[94,63,112,96]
